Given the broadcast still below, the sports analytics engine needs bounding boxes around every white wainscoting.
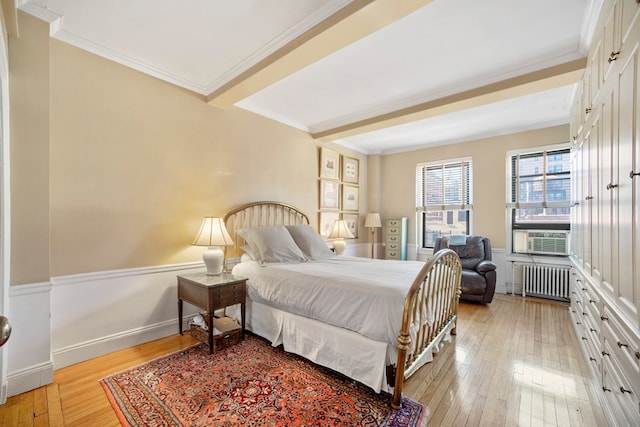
[50,262,207,370]
[7,282,53,397]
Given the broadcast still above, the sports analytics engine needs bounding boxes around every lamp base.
[332,239,346,256]
[203,246,224,275]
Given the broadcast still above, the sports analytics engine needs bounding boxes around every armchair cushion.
[476,260,497,274]
[434,235,496,303]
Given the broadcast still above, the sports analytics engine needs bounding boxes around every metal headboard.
[223,201,310,257]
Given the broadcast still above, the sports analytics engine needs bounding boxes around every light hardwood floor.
[0,294,607,426]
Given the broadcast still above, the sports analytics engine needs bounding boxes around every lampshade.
[364,213,382,228]
[192,217,234,275]
[329,219,354,256]
[329,220,355,239]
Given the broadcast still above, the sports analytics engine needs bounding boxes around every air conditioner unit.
[513,230,570,256]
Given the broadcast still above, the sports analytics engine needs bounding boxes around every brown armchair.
[433,235,496,303]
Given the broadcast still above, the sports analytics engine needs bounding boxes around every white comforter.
[232,256,426,346]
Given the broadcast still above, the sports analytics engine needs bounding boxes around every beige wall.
[379,125,570,249]
[10,13,366,279]
[8,12,51,285]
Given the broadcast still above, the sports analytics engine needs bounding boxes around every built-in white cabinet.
[570,0,640,424]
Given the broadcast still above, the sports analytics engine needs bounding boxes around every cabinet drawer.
[601,306,640,396]
[602,343,640,425]
[386,227,402,235]
[386,243,400,251]
[386,251,402,260]
[386,235,401,243]
[385,219,402,227]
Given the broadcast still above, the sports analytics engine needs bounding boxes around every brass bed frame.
[223,201,462,408]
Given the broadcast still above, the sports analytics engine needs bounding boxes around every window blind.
[508,149,570,209]
[416,159,473,211]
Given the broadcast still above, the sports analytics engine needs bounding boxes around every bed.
[223,201,462,408]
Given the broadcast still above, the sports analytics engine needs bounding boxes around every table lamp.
[329,219,354,255]
[192,217,234,275]
[364,213,382,258]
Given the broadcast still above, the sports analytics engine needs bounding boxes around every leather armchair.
[433,235,497,303]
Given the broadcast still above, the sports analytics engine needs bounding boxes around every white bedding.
[231,256,426,347]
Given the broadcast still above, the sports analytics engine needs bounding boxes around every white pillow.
[285,224,335,260]
[237,226,306,263]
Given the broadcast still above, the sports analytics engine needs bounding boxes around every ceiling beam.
[312,58,587,141]
[206,0,436,108]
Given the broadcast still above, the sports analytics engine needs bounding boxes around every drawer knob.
[601,316,609,321]
[617,341,629,349]
[581,337,588,341]
[590,328,597,333]
[620,387,632,394]
[606,183,618,190]
[589,357,597,362]
[585,196,594,200]
[589,299,596,304]
[602,351,610,357]
[603,386,611,392]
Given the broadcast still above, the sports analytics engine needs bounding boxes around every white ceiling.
[20,0,600,154]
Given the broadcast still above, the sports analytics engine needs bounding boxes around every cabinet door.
[600,84,617,296]
[616,38,639,325]
[620,0,640,47]
[603,0,620,82]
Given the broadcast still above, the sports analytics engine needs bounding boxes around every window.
[508,148,570,230]
[416,158,472,248]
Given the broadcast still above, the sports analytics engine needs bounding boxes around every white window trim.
[504,142,570,255]
[416,156,473,255]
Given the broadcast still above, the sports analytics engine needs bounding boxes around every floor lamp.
[364,213,382,258]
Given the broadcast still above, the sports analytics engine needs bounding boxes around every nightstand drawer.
[385,219,402,227]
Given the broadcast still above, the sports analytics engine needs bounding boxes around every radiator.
[522,263,571,301]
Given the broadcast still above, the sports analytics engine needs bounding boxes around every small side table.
[177,272,246,354]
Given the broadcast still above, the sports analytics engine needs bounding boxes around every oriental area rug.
[100,335,428,427]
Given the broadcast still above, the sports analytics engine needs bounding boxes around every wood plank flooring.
[0,294,607,426]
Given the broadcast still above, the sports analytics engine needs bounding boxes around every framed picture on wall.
[319,180,340,209]
[319,148,340,180]
[342,213,359,238]
[319,211,340,237]
[342,184,359,211]
[342,156,359,184]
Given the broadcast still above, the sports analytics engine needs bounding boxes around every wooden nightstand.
[177,272,246,354]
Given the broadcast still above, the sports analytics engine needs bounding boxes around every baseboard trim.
[7,360,54,397]
[52,318,182,369]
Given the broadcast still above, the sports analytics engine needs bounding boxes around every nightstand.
[177,272,246,354]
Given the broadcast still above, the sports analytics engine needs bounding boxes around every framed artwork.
[319,148,340,180]
[319,180,340,209]
[342,156,359,184]
[342,213,359,238]
[342,184,359,211]
[318,211,340,237]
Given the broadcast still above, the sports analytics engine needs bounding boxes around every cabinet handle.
[601,315,609,321]
[583,312,588,316]
[589,299,596,304]
[590,328,597,332]
[635,351,640,360]
[630,170,640,179]
[576,321,582,325]
[607,51,620,63]
[582,288,587,291]
[585,196,593,200]
[606,183,618,190]
[617,341,629,349]
[620,387,632,394]
[602,351,610,357]
[603,386,611,392]
[589,357,597,362]
[585,108,592,114]
[582,336,588,341]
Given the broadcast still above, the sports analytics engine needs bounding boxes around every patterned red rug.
[101,335,428,426]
